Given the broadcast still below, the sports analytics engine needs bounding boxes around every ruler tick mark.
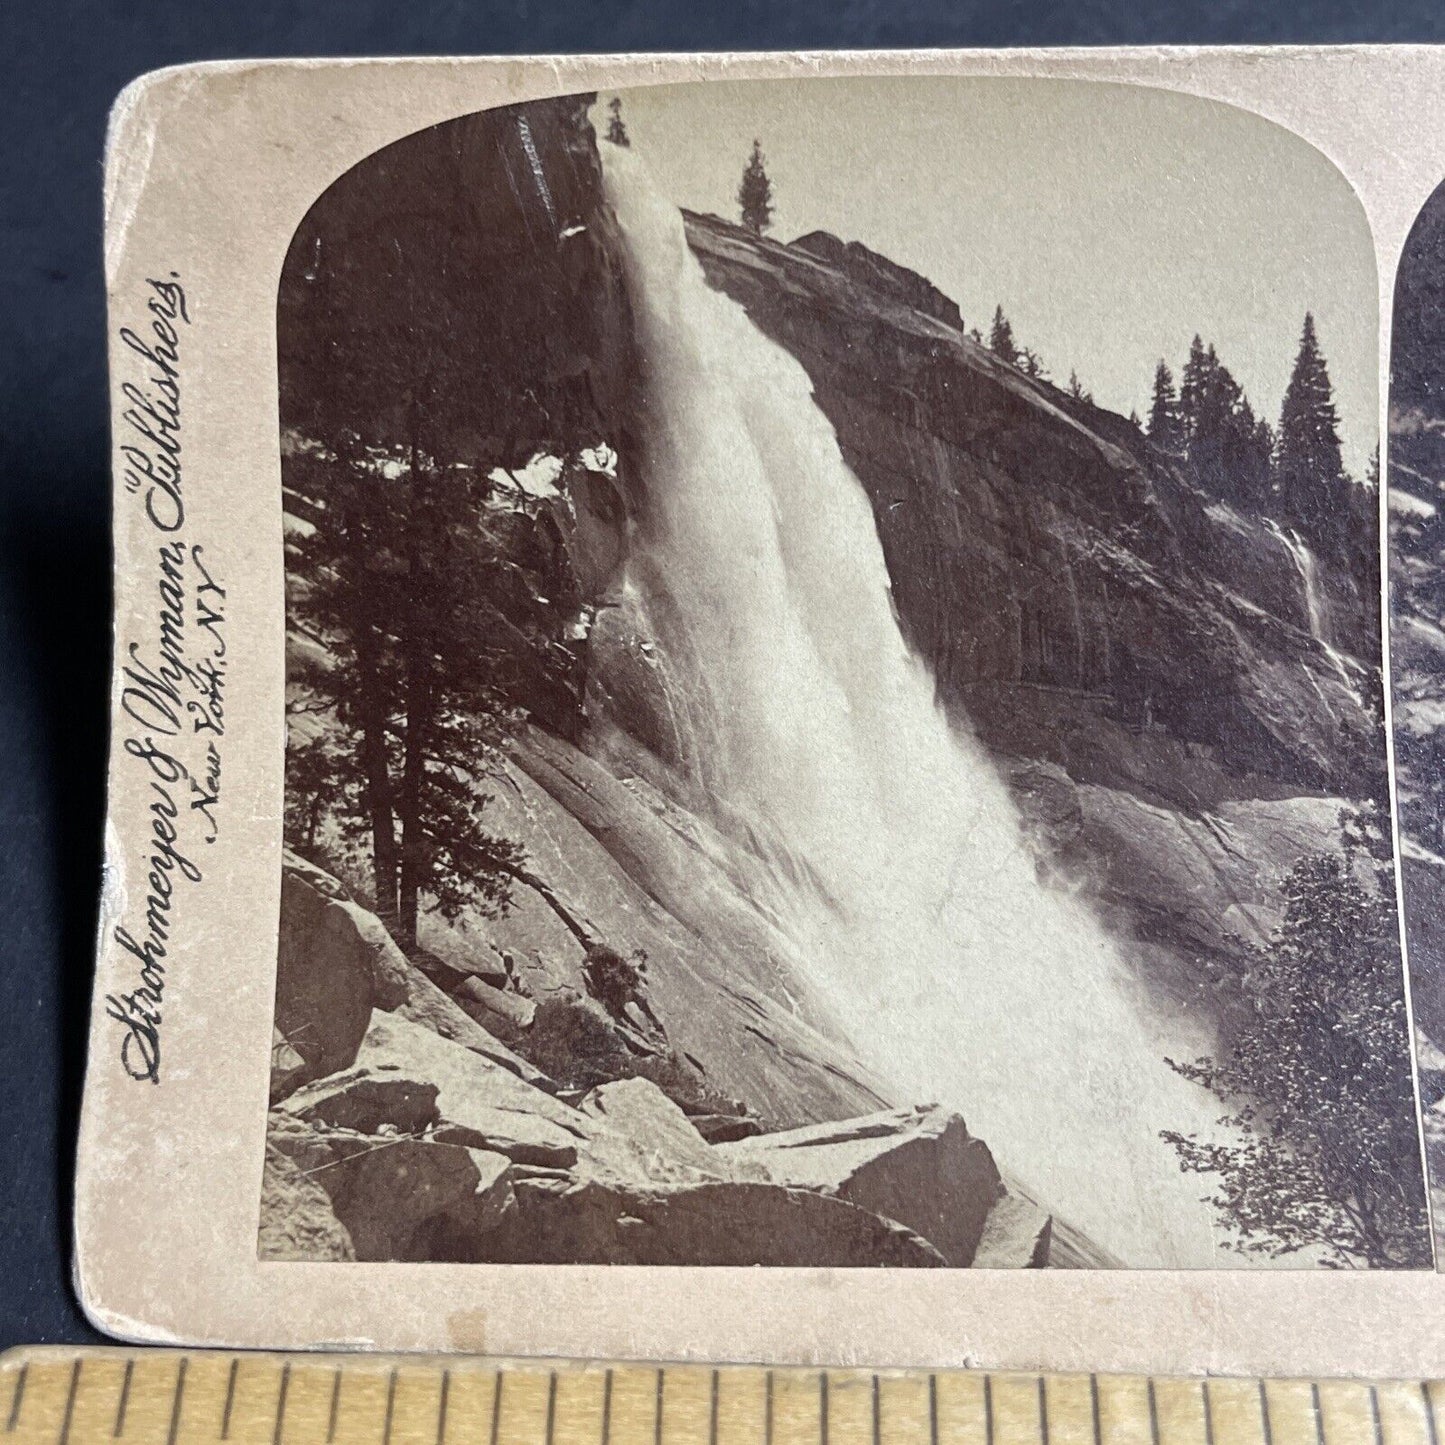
[1039,1377,1049,1445]
[1312,1383,1326,1445]
[548,1372,558,1445]
[929,1376,939,1445]
[985,1375,995,1445]
[1203,1381,1215,1445]
[274,1363,292,1445]
[602,1370,613,1445]
[57,1359,81,1445]
[383,1368,398,1445]
[1091,1376,1101,1445]
[114,1360,134,1439]
[1425,1384,1440,1445]
[6,1363,26,1433]
[656,1370,665,1445]
[1147,1380,1160,1445]
[1371,1386,1384,1445]
[274,1363,291,1445]
[437,1369,450,1445]
[326,1369,342,1444]
[872,1374,881,1445]
[821,1373,829,1445]
[491,1372,503,1445]
[221,1359,238,1441]
[766,1371,775,1445]
[710,1371,719,1445]
[165,1359,188,1445]
[1260,1383,1274,1445]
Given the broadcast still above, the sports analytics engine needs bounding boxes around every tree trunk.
[500,861,598,951]
[353,614,399,925]
[397,643,435,949]
[396,397,435,950]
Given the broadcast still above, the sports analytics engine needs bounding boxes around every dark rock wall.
[278,94,641,738]
[681,211,1381,807]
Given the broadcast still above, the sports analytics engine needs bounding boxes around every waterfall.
[600,143,1224,1267]
[1266,519,1327,639]
[1265,519,1356,692]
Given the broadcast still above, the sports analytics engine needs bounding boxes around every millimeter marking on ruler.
[274,1363,291,1445]
[164,1358,185,1445]
[324,1367,340,1444]
[114,1360,133,1440]
[4,1352,1445,1445]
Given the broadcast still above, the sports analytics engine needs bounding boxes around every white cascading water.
[601,142,1224,1266]
[1264,519,1357,694]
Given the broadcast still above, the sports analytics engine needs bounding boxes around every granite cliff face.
[623,210,1378,1008]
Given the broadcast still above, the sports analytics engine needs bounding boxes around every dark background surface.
[7,0,1445,1353]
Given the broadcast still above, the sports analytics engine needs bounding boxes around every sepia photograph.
[1390,176,1445,1262]
[260,76,1428,1271]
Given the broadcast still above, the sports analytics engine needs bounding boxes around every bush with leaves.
[1162,833,1430,1268]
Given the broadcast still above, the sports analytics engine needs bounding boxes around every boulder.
[265,1112,340,1174]
[392,965,553,1090]
[972,1194,1053,1269]
[264,1012,1085,1267]
[266,1112,514,1261]
[257,1143,355,1262]
[276,850,553,1093]
[273,851,412,1090]
[578,1078,733,1186]
[269,1027,309,1105]
[718,1106,1004,1266]
[322,1138,513,1261]
[473,1178,950,1267]
[430,1122,578,1170]
[688,1113,764,1144]
[279,1069,440,1136]
[454,977,537,1043]
[357,1011,592,1168]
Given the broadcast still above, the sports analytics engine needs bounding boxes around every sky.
[609,76,1378,476]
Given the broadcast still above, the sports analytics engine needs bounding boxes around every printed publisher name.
[108,274,229,1084]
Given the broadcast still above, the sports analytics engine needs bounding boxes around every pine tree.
[1172,338,1272,510]
[737,139,774,235]
[989,305,1018,366]
[284,434,533,945]
[1178,335,1210,446]
[275,113,602,950]
[1163,837,1431,1268]
[605,97,630,148]
[1226,393,1274,512]
[1277,313,1346,542]
[1147,359,1183,453]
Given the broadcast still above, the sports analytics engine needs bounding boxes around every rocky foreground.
[263,853,1079,1266]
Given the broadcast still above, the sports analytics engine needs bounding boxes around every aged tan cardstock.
[76,47,1445,1371]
